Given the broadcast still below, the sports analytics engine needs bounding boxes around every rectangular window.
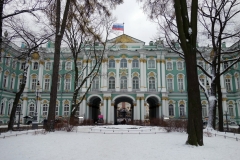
[178,78,183,90]
[10,77,14,89]
[180,106,185,116]
[57,78,61,90]
[202,106,207,117]
[64,105,69,116]
[167,79,173,91]
[44,79,50,90]
[12,60,16,68]
[42,105,48,116]
[32,79,37,90]
[55,105,58,116]
[148,60,155,68]
[21,62,26,70]
[3,75,7,88]
[225,79,231,91]
[65,78,70,90]
[169,105,174,116]
[229,106,234,116]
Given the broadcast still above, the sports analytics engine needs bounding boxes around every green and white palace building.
[0,34,240,125]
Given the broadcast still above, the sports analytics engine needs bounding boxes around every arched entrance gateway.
[87,96,102,123]
[113,96,134,124]
[145,96,161,121]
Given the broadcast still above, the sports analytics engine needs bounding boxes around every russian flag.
[112,23,124,31]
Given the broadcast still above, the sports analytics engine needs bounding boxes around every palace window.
[109,77,115,89]
[120,59,127,68]
[120,76,127,89]
[59,61,62,70]
[33,62,38,70]
[166,62,172,70]
[6,58,10,66]
[199,78,205,86]
[179,104,185,116]
[92,77,99,90]
[66,62,72,70]
[65,77,71,90]
[78,78,82,87]
[42,104,48,116]
[55,104,59,116]
[16,104,22,115]
[45,62,51,70]
[77,62,82,70]
[149,77,155,90]
[29,104,35,116]
[132,59,139,68]
[177,61,183,70]
[224,62,228,69]
[169,104,174,116]
[0,102,4,115]
[202,105,207,117]
[225,78,231,91]
[167,78,173,91]
[148,59,155,68]
[228,105,234,116]
[10,77,14,89]
[21,62,25,70]
[12,60,16,69]
[178,77,184,91]
[132,77,139,89]
[44,78,50,90]
[8,102,12,115]
[75,106,79,116]
[64,104,70,116]
[109,60,115,68]
[57,78,61,90]
[31,78,37,90]
[3,75,8,88]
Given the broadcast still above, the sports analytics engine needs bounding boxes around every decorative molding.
[31,52,40,60]
[22,97,28,100]
[128,59,132,63]
[162,97,169,100]
[116,60,120,63]
[121,54,126,58]
[156,59,161,63]
[179,100,185,105]
[120,44,128,49]
[114,34,136,43]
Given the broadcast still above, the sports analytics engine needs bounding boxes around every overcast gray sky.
[110,1,158,44]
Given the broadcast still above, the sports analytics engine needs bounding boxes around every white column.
[161,55,166,92]
[107,98,112,124]
[37,100,41,122]
[158,105,162,118]
[116,60,120,91]
[128,60,132,92]
[22,94,28,122]
[143,59,147,91]
[24,62,31,92]
[222,98,227,113]
[87,60,91,89]
[162,98,166,117]
[136,98,140,120]
[157,59,161,92]
[140,58,144,91]
[237,101,240,118]
[103,59,108,91]
[103,98,107,122]
[82,99,86,118]
[141,98,145,121]
[38,60,44,85]
[86,102,89,119]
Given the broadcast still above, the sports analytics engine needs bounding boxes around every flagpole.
[123,22,124,34]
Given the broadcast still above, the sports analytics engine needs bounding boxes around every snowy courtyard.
[0,125,239,160]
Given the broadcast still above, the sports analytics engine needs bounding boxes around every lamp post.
[32,81,40,129]
[225,111,229,132]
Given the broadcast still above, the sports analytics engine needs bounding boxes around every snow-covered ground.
[0,125,239,160]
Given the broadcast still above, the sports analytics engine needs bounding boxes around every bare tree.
[5,18,53,131]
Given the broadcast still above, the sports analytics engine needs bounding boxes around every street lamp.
[32,81,40,129]
[224,110,229,132]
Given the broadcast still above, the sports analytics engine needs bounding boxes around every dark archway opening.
[114,97,134,124]
[89,97,101,123]
[146,97,160,121]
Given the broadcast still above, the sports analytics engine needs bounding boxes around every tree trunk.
[216,75,224,131]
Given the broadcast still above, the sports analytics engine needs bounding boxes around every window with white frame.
[132,59,139,68]
[16,104,22,115]
[202,105,207,117]
[169,104,174,116]
[120,76,127,89]
[225,78,231,91]
[166,62,172,70]
[77,62,81,70]
[65,78,71,90]
[29,104,35,116]
[179,104,185,116]
[92,77,99,90]
[3,75,8,88]
[6,58,10,66]
[57,78,61,90]
[120,59,127,68]
[149,77,155,90]
[31,78,37,90]
[109,60,115,68]
[109,77,115,89]
[0,102,4,115]
[236,76,240,90]
[66,61,72,70]
[42,104,48,116]
[45,62,51,70]
[8,102,12,115]
[44,78,50,90]
[178,77,184,91]
[64,104,70,116]
[132,77,139,89]
[33,62,38,70]
[55,104,59,116]
[234,63,238,69]
[21,62,25,70]
[224,62,228,69]
[148,59,155,68]
[12,60,16,69]
[167,78,173,91]
[177,61,183,70]
[10,77,14,89]
[228,105,234,116]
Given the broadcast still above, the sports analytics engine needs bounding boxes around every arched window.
[109,77,115,89]
[132,59,139,68]
[148,59,155,68]
[65,75,71,90]
[42,104,48,116]
[109,60,115,68]
[179,104,185,116]
[0,102,4,115]
[45,62,51,70]
[225,77,231,91]
[177,61,183,70]
[64,104,70,116]
[55,104,59,116]
[12,60,17,69]
[8,102,13,115]
[167,62,172,70]
[44,77,50,90]
[3,74,8,88]
[178,76,184,91]
[21,62,26,70]
[169,104,174,116]
[33,62,38,70]
[66,62,72,70]
[29,104,35,116]
[228,105,234,116]
[120,76,127,89]
[10,76,15,90]
[149,77,155,90]
[167,78,173,91]
[120,59,127,68]
[202,105,207,117]
[92,77,99,90]
[132,77,139,89]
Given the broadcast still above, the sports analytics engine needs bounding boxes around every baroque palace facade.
[0,34,240,125]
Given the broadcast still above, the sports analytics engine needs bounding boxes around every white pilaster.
[24,62,31,92]
[140,58,144,91]
[143,59,147,91]
[108,98,112,124]
[128,60,132,92]
[141,98,145,121]
[38,60,44,86]
[22,94,28,122]
[157,58,161,92]
[103,98,107,122]
[161,55,166,92]
[116,60,120,91]
[222,98,227,112]
[82,99,86,119]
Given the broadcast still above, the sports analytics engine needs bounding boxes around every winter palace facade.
[0,34,240,125]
